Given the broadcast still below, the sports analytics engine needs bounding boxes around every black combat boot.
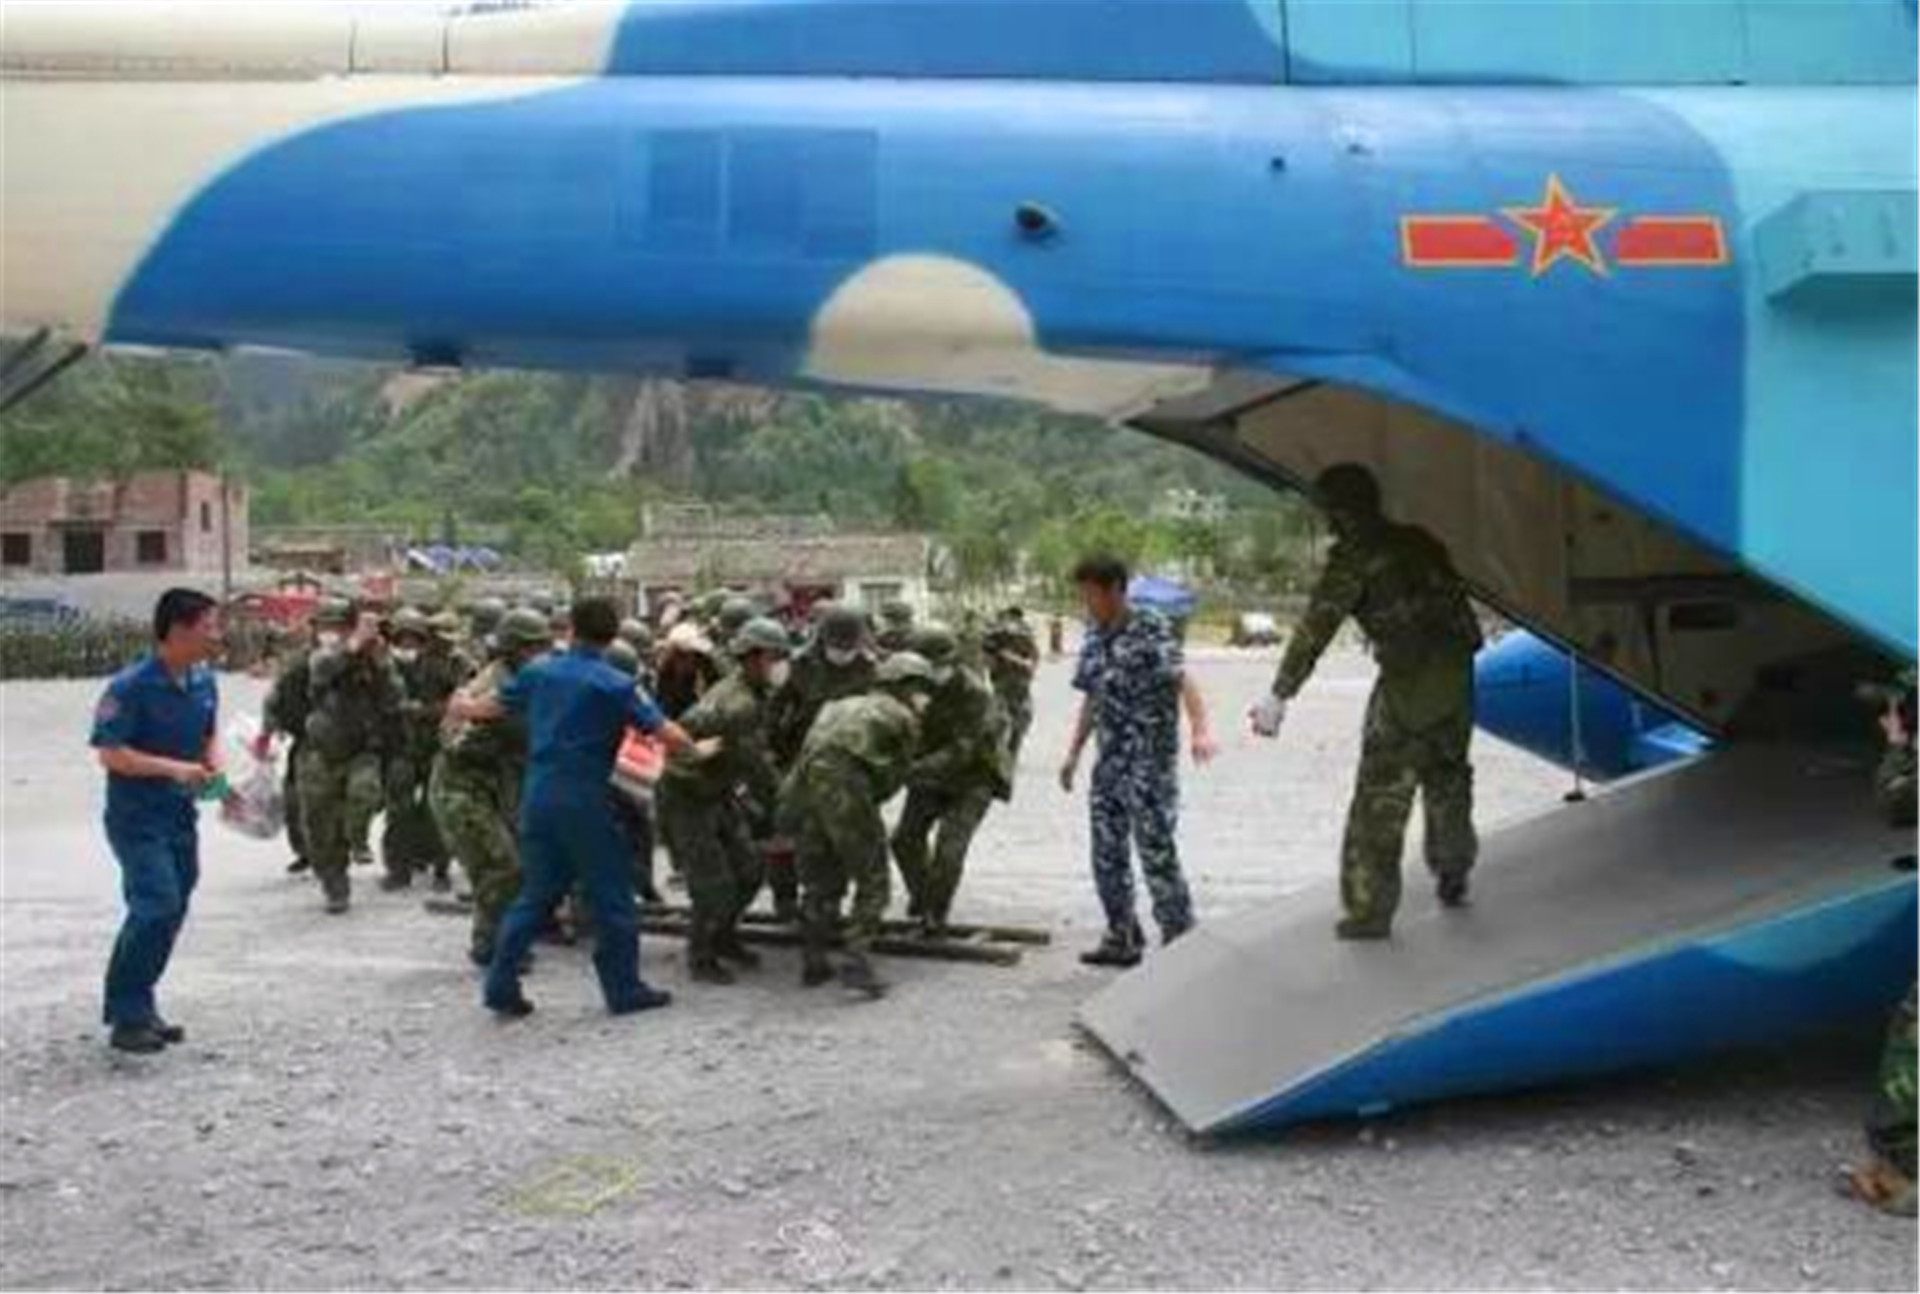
[714,928,763,969]
[109,1023,167,1054]
[1080,921,1144,968]
[838,951,887,999]
[1435,872,1471,908]
[687,918,736,985]
[321,874,351,915]
[800,916,834,987]
[1335,916,1392,941]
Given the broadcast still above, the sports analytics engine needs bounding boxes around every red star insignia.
[1502,174,1617,277]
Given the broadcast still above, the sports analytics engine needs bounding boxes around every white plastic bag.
[217,715,286,840]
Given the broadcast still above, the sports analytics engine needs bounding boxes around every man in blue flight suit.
[454,597,713,1019]
[89,588,227,1054]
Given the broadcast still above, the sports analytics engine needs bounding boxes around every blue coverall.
[89,653,218,1029]
[483,646,666,1012]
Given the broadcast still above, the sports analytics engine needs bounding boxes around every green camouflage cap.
[875,651,937,692]
[910,623,960,667]
[717,595,757,635]
[731,616,793,659]
[388,606,430,640]
[496,607,553,650]
[603,640,642,677]
[879,599,915,627]
[820,602,868,649]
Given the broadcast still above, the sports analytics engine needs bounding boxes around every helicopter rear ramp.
[1078,742,1917,1135]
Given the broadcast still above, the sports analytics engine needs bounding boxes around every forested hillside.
[2,352,1315,588]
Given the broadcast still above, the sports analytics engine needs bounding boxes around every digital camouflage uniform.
[431,658,529,961]
[891,637,1010,930]
[298,642,405,906]
[383,627,474,886]
[1272,515,1483,933]
[1868,740,1917,1186]
[782,688,923,980]
[769,642,876,768]
[1073,608,1194,943]
[764,606,876,919]
[262,647,315,867]
[657,667,781,977]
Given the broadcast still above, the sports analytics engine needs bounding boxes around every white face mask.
[317,631,343,651]
[929,665,954,688]
[908,693,932,718]
[392,647,419,666]
[825,646,859,668]
[766,660,793,690]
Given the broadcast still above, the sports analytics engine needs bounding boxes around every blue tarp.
[1128,574,1197,619]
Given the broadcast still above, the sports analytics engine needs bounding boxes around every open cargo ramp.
[1078,743,1916,1135]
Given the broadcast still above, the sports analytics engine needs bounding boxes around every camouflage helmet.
[602,640,642,677]
[467,597,507,633]
[427,610,464,641]
[879,599,915,628]
[694,590,729,623]
[911,623,961,669]
[311,597,353,630]
[1314,463,1382,520]
[731,616,792,660]
[617,618,653,652]
[388,606,430,642]
[496,607,553,651]
[717,595,757,636]
[819,602,868,650]
[874,651,938,694]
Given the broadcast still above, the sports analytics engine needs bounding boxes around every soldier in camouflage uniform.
[298,604,406,913]
[766,602,876,920]
[657,618,790,983]
[1251,464,1483,941]
[431,609,549,965]
[711,596,757,676]
[770,603,875,765]
[781,653,937,996]
[466,597,507,647]
[874,600,917,656]
[890,624,1011,935]
[983,607,1041,765]
[259,599,349,876]
[1850,671,1917,1216]
[379,609,474,892]
[618,618,658,694]
[1061,556,1210,966]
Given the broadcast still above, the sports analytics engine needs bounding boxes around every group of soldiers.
[256,588,1041,997]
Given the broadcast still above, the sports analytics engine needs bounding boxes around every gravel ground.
[1,648,1913,1291]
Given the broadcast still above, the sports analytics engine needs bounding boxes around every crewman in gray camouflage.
[1251,463,1483,940]
[1061,555,1214,966]
[658,617,790,983]
[890,624,1010,936]
[781,652,938,997]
